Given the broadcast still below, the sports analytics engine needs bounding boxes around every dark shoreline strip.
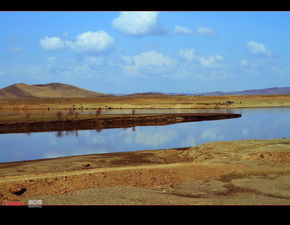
[0,113,241,134]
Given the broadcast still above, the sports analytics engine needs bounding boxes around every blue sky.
[0,11,290,94]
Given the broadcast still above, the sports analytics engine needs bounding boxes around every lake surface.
[0,107,289,163]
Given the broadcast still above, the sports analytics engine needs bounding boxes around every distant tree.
[132,109,136,115]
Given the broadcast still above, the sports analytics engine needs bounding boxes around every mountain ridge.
[0,83,108,99]
[200,87,290,96]
[1,83,290,99]
[122,87,290,97]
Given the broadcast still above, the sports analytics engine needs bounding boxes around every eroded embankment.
[0,113,241,134]
[0,137,290,205]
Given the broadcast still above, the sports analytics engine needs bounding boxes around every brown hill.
[0,83,108,99]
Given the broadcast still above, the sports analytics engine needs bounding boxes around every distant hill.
[1,83,290,99]
[125,87,290,97]
[0,83,108,99]
[125,92,166,97]
[201,87,290,96]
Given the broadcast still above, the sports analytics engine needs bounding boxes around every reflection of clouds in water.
[48,134,59,146]
[81,131,106,144]
[2,107,290,162]
[201,129,224,140]
[43,146,110,159]
[181,137,196,147]
[45,130,113,159]
[124,128,176,147]
[242,128,249,136]
[43,152,67,159]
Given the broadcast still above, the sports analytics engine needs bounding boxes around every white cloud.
[175,48,231,80]
[122,50,176,76]
[111,11,166,36]
[84,56,105,66]
[240,59,249,67]
[178,48,224,68]
[67,31,114,53]
[246,40,271,56]
[173,25,214,36]
[178,49,197,61]
[173,25,194,35]
[133,50,175,67]
[121,56,134,65]
[196,26,214,35]
[40,31,114,54]
[198,55,224,68]
[39,36,65,51]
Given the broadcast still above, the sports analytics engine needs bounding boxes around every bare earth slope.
[0,83,107,99]
[1,138,290,205]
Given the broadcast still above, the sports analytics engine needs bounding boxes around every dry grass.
[0,94,290,111]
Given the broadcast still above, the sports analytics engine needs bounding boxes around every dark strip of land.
[0,113,241,134]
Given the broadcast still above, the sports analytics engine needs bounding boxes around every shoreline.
[0,95,290,205]
[0,113,241,134]
[1,137,290,205]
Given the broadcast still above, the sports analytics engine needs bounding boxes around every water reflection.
[0,107,289,163]
[55,130,79,138]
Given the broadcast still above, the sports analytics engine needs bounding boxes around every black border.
[1,0,290,11]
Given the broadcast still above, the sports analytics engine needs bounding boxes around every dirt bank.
[0,113,241,134]
[1,137,290,205]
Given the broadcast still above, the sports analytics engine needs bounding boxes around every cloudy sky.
[0,11,290,94]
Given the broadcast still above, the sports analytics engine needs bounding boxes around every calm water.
[0,107,289,163]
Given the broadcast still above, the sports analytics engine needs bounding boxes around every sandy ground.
[1,137,290,205]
